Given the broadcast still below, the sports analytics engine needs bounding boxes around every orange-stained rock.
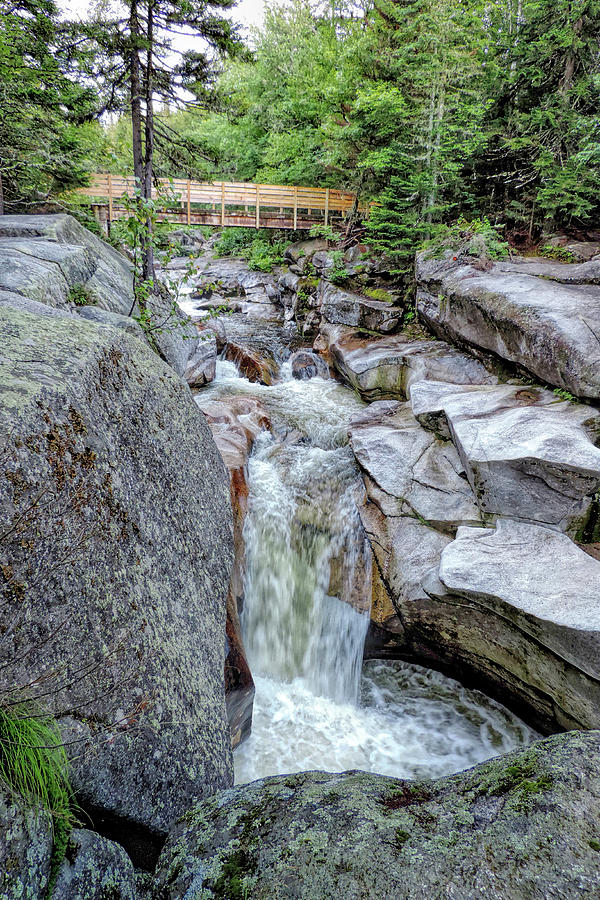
[196,395,272,747]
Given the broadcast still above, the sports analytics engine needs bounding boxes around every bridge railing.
[77,173,359,230]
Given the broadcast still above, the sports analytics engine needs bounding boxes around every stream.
[201,356,537,786]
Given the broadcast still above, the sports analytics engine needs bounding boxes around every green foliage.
[68,284,96,307]
[309,223,337,242]
[539,245,578,263]
[0,703,75,892]
[422,217,509,261]
[552,387,577,402]
[363,287,394,304]
[327,249,350,285]
[214,227,286,272]
[0,0,100,211]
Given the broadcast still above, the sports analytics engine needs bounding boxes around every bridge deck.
[78,174,359,231]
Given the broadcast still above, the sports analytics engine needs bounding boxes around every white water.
[201,358,537,785]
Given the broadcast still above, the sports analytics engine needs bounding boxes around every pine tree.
[0,0,98,213]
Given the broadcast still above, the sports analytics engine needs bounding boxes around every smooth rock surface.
[349,401,481,531]
[416,253,600,399]
[0,214,133,314]
[155,731,600,899]
[0,306,234,837]
[320,324,495,400]
[410,380,600,532]
[184,334,217,387]
[0,214,199,376]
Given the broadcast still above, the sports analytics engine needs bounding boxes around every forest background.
[1,0,599,267]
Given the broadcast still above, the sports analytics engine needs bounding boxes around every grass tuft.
[0,703,76,894]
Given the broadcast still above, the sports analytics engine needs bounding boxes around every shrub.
[68,284,97,307]
[422,216,509,261]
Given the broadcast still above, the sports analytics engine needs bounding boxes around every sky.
[62,0,269,33]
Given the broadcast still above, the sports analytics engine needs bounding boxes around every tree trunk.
[129,0,143,185]
[142,0,155,281]
[0,170,4,216]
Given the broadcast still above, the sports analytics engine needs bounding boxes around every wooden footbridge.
[78,173,359,232]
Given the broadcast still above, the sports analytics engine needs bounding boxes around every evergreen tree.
[480,0,600,235]
[0,0,98,213]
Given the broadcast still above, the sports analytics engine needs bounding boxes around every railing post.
[293,186,298,231]
[187,180,191,226]
[221,182,225,226]
[255,184,260,229]
[107,173,113,234]
[325,188,330,228]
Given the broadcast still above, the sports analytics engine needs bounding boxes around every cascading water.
[202,357,537,785]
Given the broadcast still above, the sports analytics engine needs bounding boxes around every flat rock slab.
[439,520,600,682]
[416,254,600,399]
[155,731,600,900]
[349,400,481,530]
[319,324,495,400]
[410,380,600,532]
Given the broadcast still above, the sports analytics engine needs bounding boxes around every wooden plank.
[293,186,298,231]
[325,188,329,227]
[187,180,191,226]
[256,184,260,229]
[108,173,113,228]
[221,182,225,226]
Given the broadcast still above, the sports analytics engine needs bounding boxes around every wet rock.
[410,380,600,533]
[184,334,217,387]
[205,314,291,384]
[51,829,137,899]
[289,350,329,380]
[349,401,481,531]
[155,731,600,899]
[319,324,495,400]
[0,787,52,899]
[318,282,403,333]
[0,306,234,838]
[416,252,600,399]
[225,343,279,384]
[196,395,268,747]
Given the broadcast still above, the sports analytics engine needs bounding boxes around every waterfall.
[201,358,537,786]
[241,433,370,703]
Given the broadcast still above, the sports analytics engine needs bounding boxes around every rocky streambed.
[2,217,600,898]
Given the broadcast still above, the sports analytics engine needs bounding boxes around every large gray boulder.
[0,214,200,377]
[0,214,133,314]
[0,306,234,839]
[0,788,52,900]
[418,519,600,732]
[410,380,600,534]
[415,253,600,399]
[155,731,600,899]
[319,324,495,400]
[349,401,481,531]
